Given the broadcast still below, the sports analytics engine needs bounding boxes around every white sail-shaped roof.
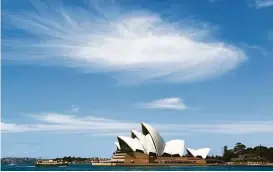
[141,122,165,156]
[163,140,185,156]
[114,123,211,158]
[131,130,146,154]
[131,130,145,141]
[114,141,121,150]
[117,136,145,152]
[186,148,210,159]
[117,136,135,152]
[134,138,145,152]
[142,134,157,154]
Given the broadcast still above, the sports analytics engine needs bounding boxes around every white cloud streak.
[211,0,273,9]
[255,0,273,8]
[139,97,187,110]
[1,113,273,135]
[2,0,246,84]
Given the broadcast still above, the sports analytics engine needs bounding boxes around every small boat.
[35,159,68,167]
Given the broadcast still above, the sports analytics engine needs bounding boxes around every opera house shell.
[186,148,211,159]
[114,122,210,159]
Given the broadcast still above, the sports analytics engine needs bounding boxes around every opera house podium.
[92,122,210,166]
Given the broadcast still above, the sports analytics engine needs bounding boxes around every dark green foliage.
[54,156,88,162]
[221,143,273,162]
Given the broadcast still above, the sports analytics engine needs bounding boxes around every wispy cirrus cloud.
[211,0,273,9]
[139,97,187,110]
[241,44,270,57]
[1,113,273,135]
[255,0,273,8]
[1,113,139,134]
[2,0,246,84]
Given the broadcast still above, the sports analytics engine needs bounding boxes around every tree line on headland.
[207,143,273,163]
[54,156,110,163]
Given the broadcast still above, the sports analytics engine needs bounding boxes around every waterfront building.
[93,122,211,166]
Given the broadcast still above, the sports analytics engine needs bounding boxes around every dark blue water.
[1,164,273,171]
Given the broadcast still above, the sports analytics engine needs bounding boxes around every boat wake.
[16,165,35,168]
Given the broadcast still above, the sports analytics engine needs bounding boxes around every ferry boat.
[35,159,68,167]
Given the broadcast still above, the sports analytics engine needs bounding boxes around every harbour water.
[1,164,273,171]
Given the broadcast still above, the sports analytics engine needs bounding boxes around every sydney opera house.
[93,122,211,166]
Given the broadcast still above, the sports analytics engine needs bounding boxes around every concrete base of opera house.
[91,163,273,167]
[91,152,208,166]
[91,162,210,166]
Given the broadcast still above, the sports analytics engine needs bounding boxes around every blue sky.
[1,0,273,158]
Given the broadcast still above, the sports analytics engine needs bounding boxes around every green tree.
[233,142,246,155]
[222,145,236,162]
